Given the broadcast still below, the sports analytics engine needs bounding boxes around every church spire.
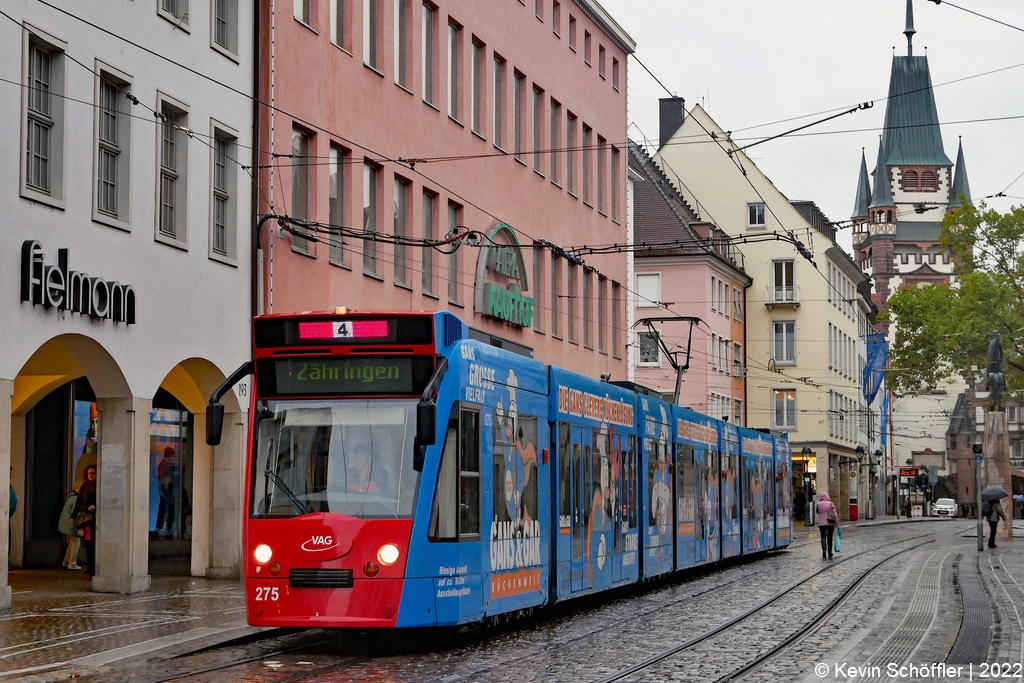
[851,148,872,220]
[905,0,916,57]
[869,139,895,210]
[948,137,972,209]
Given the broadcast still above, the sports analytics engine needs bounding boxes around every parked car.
[933,498,957,517]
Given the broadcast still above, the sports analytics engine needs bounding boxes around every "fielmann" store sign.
[20,240,136,324]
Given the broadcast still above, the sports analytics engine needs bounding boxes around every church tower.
[851,0,970,335]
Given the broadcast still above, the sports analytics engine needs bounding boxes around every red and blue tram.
[205,309,792,629]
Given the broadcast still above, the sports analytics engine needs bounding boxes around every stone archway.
[6,334,140,595]
[152,359,245,579]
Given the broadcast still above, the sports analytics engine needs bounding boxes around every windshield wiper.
[263,469,312,515]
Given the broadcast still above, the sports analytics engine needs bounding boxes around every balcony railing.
[765,284,800,306]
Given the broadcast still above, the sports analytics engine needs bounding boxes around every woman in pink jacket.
[816,492,839,559]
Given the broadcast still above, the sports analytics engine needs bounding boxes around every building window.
[902,169,919,191]
[612,282,621,358]
[211,130,237,258]
[583,269,592,348]
[598,45,606,78]
[584,30,591,65]
[364,0,379,68]
[597,276,607,353]
[329,146,346,264]
[157,99,189,243]
[331,0,348,49]
[611,146,619,221]
[612,57,620,90]
[532,86,543,173]
[636,272,660,307]
[1013,440,1024,462]
[290,128,312,253]
[160,0,191,28]
[23,36,66,205]
[734,343,742,377]
[733,288,743,321]
[293,0,309,23]
[771,259,795,303]
[772,321,796,364]
[213,0,238,53]
[363,162,378,273]
[597,135,606,213]
[568,14,576,50]
[447,22,459,120]
[582,124,591,204]
[710,276,718,312]
[710,333,718,371]
[566,113,576,194]
[748,202,766,228]
[493,56,504,148]
[421,4,435,104]
[533,245,544,332]
[773,389,796,429]
[734,399,742,427]
[1008,405,1019,423]
[394,0,408,87]
[471,40,482,134]
[550,99,560,184]
[513,72,524,161]
[567,263,577,343]
[638,331,659,365]
[394,178,409,285]
[95,75,131,224]
[535,0,543,20]
[551,253,561,338]
[921,169,937,191]
[552,0,560,34]
[447,202,461,303]
[421,191,436,294]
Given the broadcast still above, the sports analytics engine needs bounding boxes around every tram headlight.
[377,543,400,566]
[253,544,273,564]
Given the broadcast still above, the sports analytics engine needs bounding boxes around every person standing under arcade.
[72,465,98,576]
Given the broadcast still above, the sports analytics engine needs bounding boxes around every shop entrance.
[148,388,194,575]
[22,378,98,568]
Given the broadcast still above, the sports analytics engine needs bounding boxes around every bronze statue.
[987,329,1005,411]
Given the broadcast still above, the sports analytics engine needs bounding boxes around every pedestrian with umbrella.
[982,487,1008,549]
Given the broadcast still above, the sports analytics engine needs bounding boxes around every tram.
[205,309,792,629]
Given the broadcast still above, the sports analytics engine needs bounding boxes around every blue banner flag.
[880,391,889,447]
[863,334,888,405]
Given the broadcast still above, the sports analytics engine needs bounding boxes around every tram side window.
[428,417,459,541]
[459,409,481,537]
[494,409,539,529]
[626,435,637,529]
[694,450,706,540]
[677,444,695,529]
[592,427,615,552]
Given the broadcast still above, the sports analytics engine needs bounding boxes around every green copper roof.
[895,221,941,242]
[880,56,954,168]
[851,150,872,219]
[948,139,972,209]
[869,140,895,209]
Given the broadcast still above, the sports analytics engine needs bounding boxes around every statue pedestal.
[984,411,1013,540]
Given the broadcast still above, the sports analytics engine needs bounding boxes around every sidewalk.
[0,569,264,680]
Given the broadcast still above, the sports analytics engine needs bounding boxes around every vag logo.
[300,535,335,551]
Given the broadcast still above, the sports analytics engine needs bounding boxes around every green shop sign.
[474,224,534,327]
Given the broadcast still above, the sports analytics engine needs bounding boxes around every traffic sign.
[975,455,983,465]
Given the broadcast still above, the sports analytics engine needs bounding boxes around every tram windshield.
[250,398,420,518]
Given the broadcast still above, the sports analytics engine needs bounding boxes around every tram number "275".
[254,587,279,602]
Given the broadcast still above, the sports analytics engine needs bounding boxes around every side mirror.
[206,403,225,446]
[417,402,436,446]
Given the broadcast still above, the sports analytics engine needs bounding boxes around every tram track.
[589,528,952,683]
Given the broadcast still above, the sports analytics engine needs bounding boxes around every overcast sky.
[601,0,1024,252]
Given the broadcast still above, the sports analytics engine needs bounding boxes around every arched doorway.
[148,388,194,575]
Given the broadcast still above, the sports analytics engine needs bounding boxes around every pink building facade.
[628,143,750,422]
[255,0,634,376]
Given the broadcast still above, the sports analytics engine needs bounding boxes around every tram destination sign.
[20,240,136,324]
[257,355,435,397]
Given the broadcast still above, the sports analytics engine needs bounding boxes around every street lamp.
[874,449,883,521]
[973,440,983,552]
[802,446,814,527]
[854,445,865,522]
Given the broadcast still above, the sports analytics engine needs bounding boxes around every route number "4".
[255,586,279,602]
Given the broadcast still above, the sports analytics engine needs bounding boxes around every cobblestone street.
[5,518,1023,683]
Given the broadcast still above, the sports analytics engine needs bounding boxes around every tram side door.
[570,425,592,593]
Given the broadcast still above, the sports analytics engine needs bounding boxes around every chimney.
[659,97,685,150]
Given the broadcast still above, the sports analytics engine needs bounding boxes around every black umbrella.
[982,487,1009,501]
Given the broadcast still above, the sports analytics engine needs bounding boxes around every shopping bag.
[834,527,842,553]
